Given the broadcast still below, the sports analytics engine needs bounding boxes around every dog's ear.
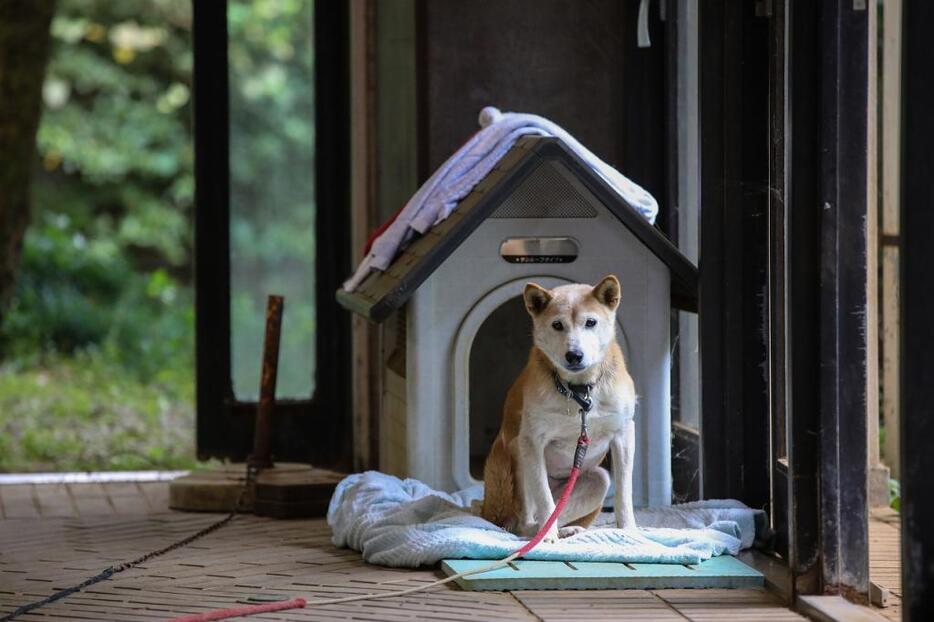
[592,275,621,310]
[523,283,552,316]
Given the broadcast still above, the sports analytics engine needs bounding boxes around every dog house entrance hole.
[469,296,530,478]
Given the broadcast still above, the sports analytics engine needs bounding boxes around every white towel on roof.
[342,106,659,292]
[327,471,767,568]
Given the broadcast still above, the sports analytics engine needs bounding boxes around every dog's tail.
[479,440,518,531]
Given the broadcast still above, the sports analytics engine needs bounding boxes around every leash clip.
[574,407,590,468]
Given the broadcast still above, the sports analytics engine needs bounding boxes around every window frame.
[192,0,351,466]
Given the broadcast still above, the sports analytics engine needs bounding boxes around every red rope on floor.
[167,597,306,622]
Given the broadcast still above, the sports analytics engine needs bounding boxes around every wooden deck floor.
[870,507,902,621]
[0,481,893,621]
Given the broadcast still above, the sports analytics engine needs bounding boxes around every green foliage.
[0,216,195,471]
[889,478,900,512]
[2,213,193,382]
[3,215,129,357]
[0,0,318,471]
[36,0,194,268]
[0,350,196,472]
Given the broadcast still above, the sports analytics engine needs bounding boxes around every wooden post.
[786,0,823,594]
[866,0,890,508]
[372,0,419,476]
[349,0,380,472]
[881,0,901,479]
[816,0,870,600]
[698,0,771,510]
[248,295,284,469]
[866,0,878,474]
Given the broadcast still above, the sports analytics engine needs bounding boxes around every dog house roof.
[338,136,698,322]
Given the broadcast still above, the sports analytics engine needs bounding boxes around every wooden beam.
[313,0,353,468]
[880,0,901,479]
[866,0,879,471]
[669,0,702,503]
[698,0,771,509]
[786,0,823,595]
[349,0,380,471]
[767,0,788,559]
[865,0,889,510]
[193,0,233,460]
[375,0,419,215]
[818,0,870,601]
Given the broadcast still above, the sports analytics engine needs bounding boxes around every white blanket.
[343,107,659,292]
[328,471,767,568]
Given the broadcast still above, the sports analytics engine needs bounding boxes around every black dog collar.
[553,372,594,413]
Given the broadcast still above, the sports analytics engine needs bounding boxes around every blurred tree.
[0,0,56,321]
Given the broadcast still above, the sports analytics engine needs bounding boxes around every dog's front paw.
[558,525,586,539]
[541,526,561,544]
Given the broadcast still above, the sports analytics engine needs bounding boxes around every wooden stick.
[249,295,284,469]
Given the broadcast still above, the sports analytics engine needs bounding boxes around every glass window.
[228,0,316,400]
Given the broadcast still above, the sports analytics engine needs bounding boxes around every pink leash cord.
[168,598,306,622]
[514,431,590,557]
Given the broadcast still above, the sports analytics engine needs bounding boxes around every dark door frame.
[899,1,934,618]
[697,0,771,512]
[784,0,823,597]
[698,0,870,602]
[782,0,871,601]
[192,0,351,467]
[816,0,870,600]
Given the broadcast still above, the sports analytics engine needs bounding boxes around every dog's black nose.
[565,350,583,365]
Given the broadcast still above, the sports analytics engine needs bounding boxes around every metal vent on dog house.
[490,159,598,219]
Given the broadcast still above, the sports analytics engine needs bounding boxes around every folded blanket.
[327,471,767,568]
[342,106,659,292]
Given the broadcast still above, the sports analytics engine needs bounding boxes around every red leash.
[514,427,590,557]
[169,598,306,622]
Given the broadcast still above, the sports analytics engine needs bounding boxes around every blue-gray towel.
[327,471,766,568]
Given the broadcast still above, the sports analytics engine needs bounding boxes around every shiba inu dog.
[480,275,637,542]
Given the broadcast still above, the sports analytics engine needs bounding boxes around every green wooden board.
[441,555,764,591]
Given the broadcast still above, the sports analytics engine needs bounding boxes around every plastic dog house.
[338,136,697,507]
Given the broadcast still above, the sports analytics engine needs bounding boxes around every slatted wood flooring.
[0,482,168,519]
[1,481,807,621]
[870,507,902,621]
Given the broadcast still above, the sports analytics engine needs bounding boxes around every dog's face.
[523,275,621,375]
